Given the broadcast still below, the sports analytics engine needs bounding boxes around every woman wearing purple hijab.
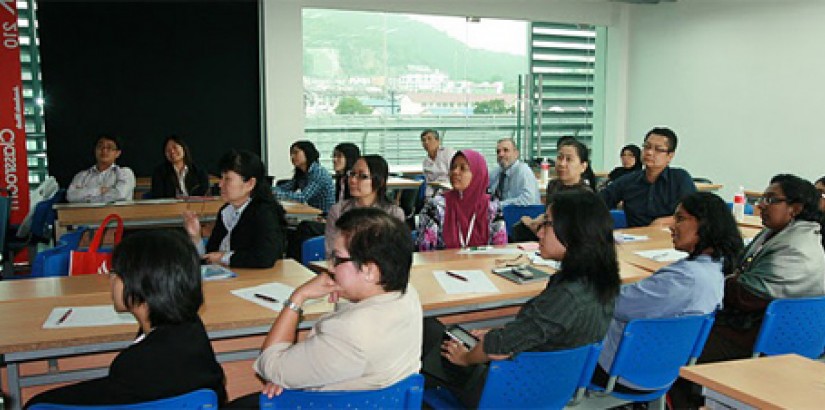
[415,149,507,250]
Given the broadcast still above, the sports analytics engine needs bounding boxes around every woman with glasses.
[227,208,420,406]
[415,149,507,251]
[672,174,825,408]
[273,140,336,213]
[421,191,620,407]
[593,192,743,394]
[606,143,642,186]
[324,155,404,253]
[331,143,361,203]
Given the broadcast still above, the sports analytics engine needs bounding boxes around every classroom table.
[132,176,221,200]
[679,354,825,410]
[54,198,321,237]
[389,164,424,176]
[737,214,763,229]
[695,182,723,192]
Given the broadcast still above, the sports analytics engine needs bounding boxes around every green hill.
[303,9,526,92]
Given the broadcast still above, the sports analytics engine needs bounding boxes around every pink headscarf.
[442,149,491,249]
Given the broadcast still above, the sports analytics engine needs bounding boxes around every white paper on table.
[527,252,562,269]
[456,247,525,255]
[433,270,500,294]
[231,282,298,311]
[43,306,137,329]
[614,232,650,243]
[634,248,688,262]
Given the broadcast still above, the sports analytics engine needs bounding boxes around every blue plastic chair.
[424,343,602,409]
[29,189,67,243]
[610,209,627,229]
[689,313,716,365]
[726,202,754,215]
[501,204,545,237]
[29,388,218,409]
[586,314,711,406]
[260,373,423,409]
[301,235,326,266]
[752,296,825,359]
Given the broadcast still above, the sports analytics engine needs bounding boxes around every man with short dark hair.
[67,135,135,203]
[488,138,540,206]
[599,127,696,227]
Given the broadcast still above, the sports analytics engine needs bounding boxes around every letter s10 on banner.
[0,0,31,225]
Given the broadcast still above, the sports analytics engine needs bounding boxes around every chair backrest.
[501,204,545,237]
[688,313,716,365]
[610,209,627,229]
[260,373,424,409]
[301,235,326,266]
[28,388,218,409]
[477,343,602,409]
[607,315,708,394]
[30,189,67,241]
[753,296,825,359]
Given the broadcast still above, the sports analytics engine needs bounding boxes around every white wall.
[625,0,825,199]
[262,0,627,179]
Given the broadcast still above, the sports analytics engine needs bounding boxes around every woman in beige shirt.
[252,207,421,399]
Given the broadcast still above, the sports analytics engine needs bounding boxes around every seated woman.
[510,138,593,243]
[673,174,825,408]
[593,192,743,393]
[606,143,642,186]
[273,140,336,213]
[332,142,361,203]
[325,155,404,253]
[150,135,210,198]
[415,149,507,251]
[421,190,621,407]
[816,176,825,212]
[25,230,226,408]
[246,207,421,401]
[184,150,286,268]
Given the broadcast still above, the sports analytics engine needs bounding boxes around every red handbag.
[69,213,124,275]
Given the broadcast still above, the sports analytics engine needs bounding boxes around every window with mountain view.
[302,9,602,170]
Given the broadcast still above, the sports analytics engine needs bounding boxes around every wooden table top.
[679,354,825,410]
[0,260,334,354]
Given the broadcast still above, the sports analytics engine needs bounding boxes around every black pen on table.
[254,293,279,303]
[445,271,468,282]
[57,308,73,325]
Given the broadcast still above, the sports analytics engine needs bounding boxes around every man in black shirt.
[599,127,696,227]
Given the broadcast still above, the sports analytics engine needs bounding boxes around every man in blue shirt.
[599,127,696,227]
[488,138,541,206]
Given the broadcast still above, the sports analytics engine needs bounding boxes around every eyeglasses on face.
[642,143,671,154]
[329,254,354,268]
[756,196,788,205]
[541,219,555,229]
[96,144,118,151]
[346,171,371,180]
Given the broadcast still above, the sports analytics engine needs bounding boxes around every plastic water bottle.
[540,158,550,184]
[733,186,746,222]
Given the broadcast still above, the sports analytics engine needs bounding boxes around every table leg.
[7,362,21,410]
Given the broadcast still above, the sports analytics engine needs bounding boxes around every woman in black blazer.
[150,135,210,198]
[25,230,227,408]
[184,149,287,268]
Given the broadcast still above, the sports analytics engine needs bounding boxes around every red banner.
[0,0,31,224]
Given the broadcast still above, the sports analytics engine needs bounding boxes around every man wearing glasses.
[599,127,696,227]
[67,135,136,203]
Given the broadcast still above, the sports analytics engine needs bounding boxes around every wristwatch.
[283,299,303,315]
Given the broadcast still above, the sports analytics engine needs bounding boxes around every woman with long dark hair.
[331,142,361,203]
[184,150,286,268]
[324,155,404,252]
[422,190,620,407]
[273,140,336,213]
[593,192,743,393]
[149,135,210,198]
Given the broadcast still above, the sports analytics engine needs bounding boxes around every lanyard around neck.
[458,213,477,249]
